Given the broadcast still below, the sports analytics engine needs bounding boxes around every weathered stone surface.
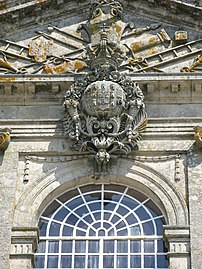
[0,1,201,269]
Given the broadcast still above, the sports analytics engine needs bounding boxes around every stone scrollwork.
[194,125,202,148]
[0,128,12,151]
[63,0,147,169]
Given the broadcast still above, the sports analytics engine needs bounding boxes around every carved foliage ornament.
[0,128,11,151]
[63,0,147,166]
[194,126,202,148]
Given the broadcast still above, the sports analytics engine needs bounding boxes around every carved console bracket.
[164,226,190,268]
[0,128,11,151]
[10,227,39,267]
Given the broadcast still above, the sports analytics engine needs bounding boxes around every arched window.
[34,184,168,269]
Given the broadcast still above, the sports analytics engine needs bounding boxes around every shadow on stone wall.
[187,144,202,168]
[0,151,4,166]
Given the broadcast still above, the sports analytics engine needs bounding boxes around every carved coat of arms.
[63,0,147,170]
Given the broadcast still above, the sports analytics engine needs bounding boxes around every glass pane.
[85,193,101,202]
[135,207,150,221]
[89,240,99,253]
[155,218,164,235]
[130,255,141,268]
[89,228,96,236]
[103,222,111,229]
[88,255,99,269]
[74,255,85,268]
[62,226,73,236]
[76,229,86,236]
[117,255,128,268]
[83,214,93,223]
[43,201,60,218]
[68,197,83,210]
[47,255,58,268]
[117,206,128,216]
[49,222,61,236]
[35,255,45,268]
[54,207,69,221]
[104,201,116,211]
[130,240,141,253]
[75,240,86,253]
[111,215,120,224]
[144,255,155,268]
[39,219,48,236]
[62,241,72,253]
[77,220,88,229]
[89,202,101,211]
[103,255,114,268]
[125,214,138,225]
[157,240,167,253]
[66,214,79,225]
[143,221,155,235]
[117,240,128,253]
[98,229,106,236]
[111,193,122,202]
[94,212,101,220]
[61,255,72,268]
[157,255,169,268]
[130,226,141,236]
[122,196,138,209]
[48,241,59,253]
[117,229,128,236]
[144,240,154,253]
[104,212,111,221]
[108,228,115,236]
[104,240,114,253]
[37,241,46,253]
[75,205,89,217]
[116,221,126,230]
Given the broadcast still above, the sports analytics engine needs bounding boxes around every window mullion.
[99,238,103,269]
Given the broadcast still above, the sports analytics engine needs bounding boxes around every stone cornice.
[0,74,202,105]
[0,118,200,139]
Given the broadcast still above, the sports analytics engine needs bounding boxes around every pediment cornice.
[0,0,201,38]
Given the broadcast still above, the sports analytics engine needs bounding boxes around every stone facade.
[0,1,202,269]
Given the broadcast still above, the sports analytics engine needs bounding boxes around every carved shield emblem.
[29,35,53,62]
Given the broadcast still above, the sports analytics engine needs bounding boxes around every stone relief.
[63,0,147,169]
[0,128,11,151]
[28,34,53,62]
[0,1,201,74]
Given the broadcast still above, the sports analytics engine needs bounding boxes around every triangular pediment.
[0,0,201,75]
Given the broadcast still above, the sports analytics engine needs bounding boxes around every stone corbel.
[0,128,12,151]
[194,126,202,148]
[164,226,190,269]
[10,227,39,269]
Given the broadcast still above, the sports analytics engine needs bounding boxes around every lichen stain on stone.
[115,23,122,38]
[0,1,7,10]
[0,77,15,82]
[73,60,87,71]
[44,62,71,74]
[148,36,159,46]
[131,42,141,52]
[150,48,157,55]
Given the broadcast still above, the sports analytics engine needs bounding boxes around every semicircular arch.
[13,158,188,227]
